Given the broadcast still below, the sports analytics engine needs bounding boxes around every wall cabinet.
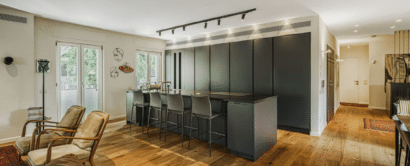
[254,38,273,95]
[230,40,253,93]
[195,46,210,91]
[274,32,311,131]
[211,43,230,92]
[182,47,195,90]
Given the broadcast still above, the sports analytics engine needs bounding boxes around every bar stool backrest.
[133,90,145,105]
[167,94,184,112]
[150,92,162,109]
[191,95,212,117]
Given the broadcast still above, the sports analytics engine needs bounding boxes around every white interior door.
[57,43,102,120]
[340,58,359,103]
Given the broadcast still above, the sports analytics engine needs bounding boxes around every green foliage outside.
[136,54,147,87]
[61,46,97,88]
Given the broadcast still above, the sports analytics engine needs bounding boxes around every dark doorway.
[327,45,335,123]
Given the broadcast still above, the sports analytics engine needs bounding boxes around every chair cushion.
[15,133,67,156]
[28,144,89,166]
[72,113,103,150]
[56,106,84,136]
[45,154,83,166]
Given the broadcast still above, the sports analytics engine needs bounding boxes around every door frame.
[56,42,104,121]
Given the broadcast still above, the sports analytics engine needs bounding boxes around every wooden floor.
[8,105,399,165]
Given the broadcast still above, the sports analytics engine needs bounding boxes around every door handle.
[354,81,359,85]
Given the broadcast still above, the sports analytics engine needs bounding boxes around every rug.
[363,118,395,133]
[0,145,23,166]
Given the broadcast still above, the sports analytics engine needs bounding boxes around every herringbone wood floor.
[3,105,398,165]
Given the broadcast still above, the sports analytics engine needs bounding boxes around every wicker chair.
[27,111,109,166]
[15,106,85,158]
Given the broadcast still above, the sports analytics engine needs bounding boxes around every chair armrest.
[22,120,59,137]
[34,128,77,150]
[46,136,99,164]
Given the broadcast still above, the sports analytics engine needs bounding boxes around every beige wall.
[340,45,370,104]
[0,6,35,142]
[34,17,166,121]
[369,35,394,109]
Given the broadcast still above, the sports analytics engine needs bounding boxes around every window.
[136,51,161,89]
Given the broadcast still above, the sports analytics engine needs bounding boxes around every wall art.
[119,62,134,73]
[110,66,119,78]
[113,48,124,62]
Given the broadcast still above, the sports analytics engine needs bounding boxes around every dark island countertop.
[126,89,276,104]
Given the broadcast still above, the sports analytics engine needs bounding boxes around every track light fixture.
[156,8,256,36]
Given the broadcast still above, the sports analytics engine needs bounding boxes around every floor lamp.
[37,59,50,131]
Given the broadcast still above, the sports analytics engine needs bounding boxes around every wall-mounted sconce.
[4,56,13,65]
[371,60,377,64]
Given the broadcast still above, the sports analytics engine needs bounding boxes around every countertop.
[126,89,276,104]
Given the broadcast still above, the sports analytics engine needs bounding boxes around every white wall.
[369,35,394,110]
[34,17,166,121]
[318,17,338,136]
[340,45,370,104]
[166,15,333,137]
[0,6,35,142]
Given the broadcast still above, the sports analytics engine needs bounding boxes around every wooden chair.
[27,111,109,166]
[15,105,85,158]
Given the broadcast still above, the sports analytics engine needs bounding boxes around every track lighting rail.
[156,8,256,36]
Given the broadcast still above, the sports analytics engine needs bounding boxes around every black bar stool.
[130,90,150,132]
[164,93,191,147]
[147,92,167,140]
[394,115,409,166]
[188,95,226,156]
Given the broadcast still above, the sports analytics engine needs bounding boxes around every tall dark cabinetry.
[274,32,311,132]
[195,46,210,91]
[182,47,195,90]
[211,43,230,92]
[254,38,273,95]
[230,40,253,93]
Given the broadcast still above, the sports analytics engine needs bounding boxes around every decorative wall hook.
[4,56,13,65]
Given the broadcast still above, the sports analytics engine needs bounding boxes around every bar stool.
[188,95,225,157]
[130,90,150,132]
[164,93,191,147]
[147,92,167,140]
[394,115,409,166]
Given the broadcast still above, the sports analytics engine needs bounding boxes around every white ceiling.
[1,0,410,43]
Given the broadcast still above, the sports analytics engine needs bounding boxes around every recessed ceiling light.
[347,45,351,49]
[355,25,359,27]
[354,30,358,33]
[391,26,396,29]
[396,19,402,22]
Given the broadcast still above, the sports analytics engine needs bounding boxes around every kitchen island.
[126,89,277,161]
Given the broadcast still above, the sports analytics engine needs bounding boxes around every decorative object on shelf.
[3,56,13,65]
[110,66,119,78]
[113,48,124,62]
[119,62,134,73]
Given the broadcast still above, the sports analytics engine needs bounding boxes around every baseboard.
[0,135,31,145]
[310,131,321,137]
[368,106,386,110]
[359,102,369,105]
[278,125,310,134]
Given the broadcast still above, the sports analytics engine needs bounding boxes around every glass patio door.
[57,43,102,120]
